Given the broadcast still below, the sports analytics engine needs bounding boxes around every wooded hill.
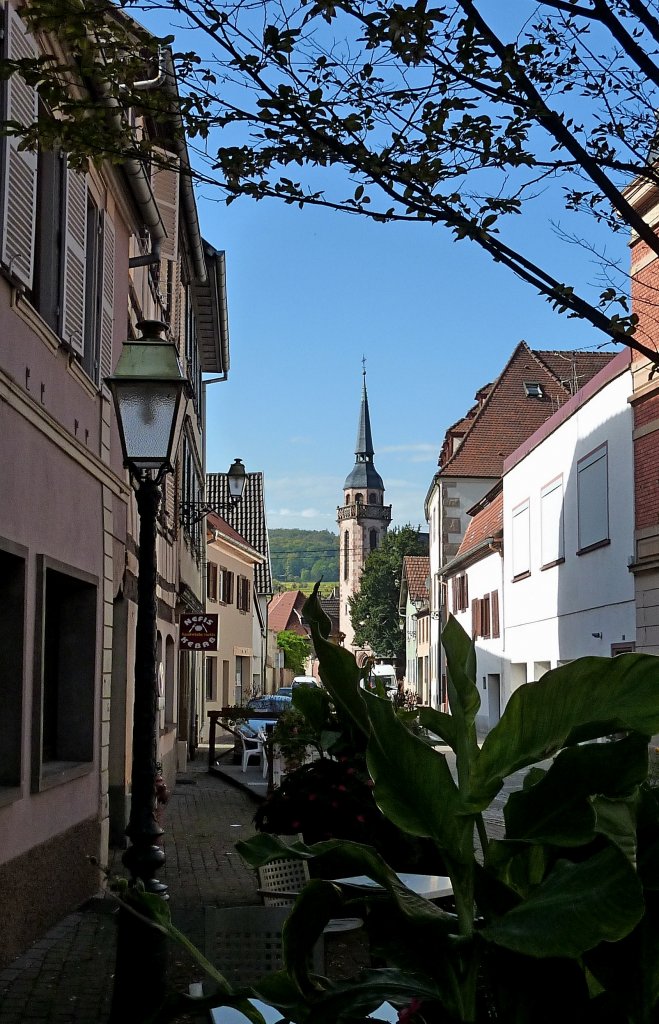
[269,529,339,584]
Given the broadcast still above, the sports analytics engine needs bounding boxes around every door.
[487,674,501,726]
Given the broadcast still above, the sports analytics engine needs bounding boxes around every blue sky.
[140,4,628,534]
[202,192,623,533]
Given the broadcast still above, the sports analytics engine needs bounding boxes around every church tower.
[338,366,392,656]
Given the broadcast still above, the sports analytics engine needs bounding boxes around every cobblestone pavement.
[0,745,528,1024]
[0,756,260,1024]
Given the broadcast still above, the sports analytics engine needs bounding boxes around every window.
[355,493,363,504]
[35,559,97,786]
[523,382,544,399]
[181,435,203,553]
[577,443,609,553]
[511,500,530,579]
[369,493,376,504]
[451,573,468,612]
[219,567,234,604]
[344,531,349,580]
[205,657,217,701]
[207,562,218,602]
[540,476,564,569]
[369,528,378,551]
[237,575,250,613]
[0,543,25,789]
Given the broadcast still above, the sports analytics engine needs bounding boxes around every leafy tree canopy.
[277,629,311,674]
[269,529,338,584]
[350,525,427,662]
[12,1,659,359]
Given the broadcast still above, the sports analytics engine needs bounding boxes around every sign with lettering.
[179,613,219,650]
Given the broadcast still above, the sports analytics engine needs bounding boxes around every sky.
[141,4,628,535]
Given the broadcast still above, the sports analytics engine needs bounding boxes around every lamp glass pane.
[115,382,180,467]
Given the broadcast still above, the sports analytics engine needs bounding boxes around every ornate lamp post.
[106,320,189,1021]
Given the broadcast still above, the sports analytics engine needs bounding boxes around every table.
[210,998,399,1022]
[333,871,453,900]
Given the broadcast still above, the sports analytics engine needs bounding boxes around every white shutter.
[61,168,87,355]
[1,4,38,288]
[151,148,179,261]
[99,212,115,383]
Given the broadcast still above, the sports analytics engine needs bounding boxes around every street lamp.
[179,456,247,526]
[106,319,189,1021]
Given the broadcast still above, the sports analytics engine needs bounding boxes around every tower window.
[369,529,378,551]
[369,493,376,503]
[355,493,363,504]
[344,531,349,580]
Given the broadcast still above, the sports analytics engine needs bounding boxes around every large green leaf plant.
[135,583,659,1022]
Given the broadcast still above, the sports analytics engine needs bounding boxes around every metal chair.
[204,904,324,986]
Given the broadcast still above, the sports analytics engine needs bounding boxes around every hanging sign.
[179,613,219,650]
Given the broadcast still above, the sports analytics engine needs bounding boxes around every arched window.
[344,531,349,579]
[370,529,378,551]
[355,493,363,504]
[369,493,376,504]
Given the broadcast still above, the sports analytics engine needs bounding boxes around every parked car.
[276,686,293,697]
[292,676,319,688]
[232,693,292,763]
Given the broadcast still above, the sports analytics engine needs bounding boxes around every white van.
[292,676,319,688]
[367,664,398,694]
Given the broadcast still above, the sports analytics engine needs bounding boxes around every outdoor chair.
[257,856,363,935]
[237,730,262,773]
[204,904,324,986]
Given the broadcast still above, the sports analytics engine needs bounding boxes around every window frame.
[32,555,98,792]
[540,474,565,571]
[511,498,531,581]
[576,442,610,555]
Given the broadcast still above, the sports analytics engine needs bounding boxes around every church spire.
[343,361,384,491]
[355,359,374,461]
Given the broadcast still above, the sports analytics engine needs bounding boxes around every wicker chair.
[257,857,363,935]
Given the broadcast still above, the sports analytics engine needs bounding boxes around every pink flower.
[338,784,347,792]
[308,793,317,801]
[356,814,365,823]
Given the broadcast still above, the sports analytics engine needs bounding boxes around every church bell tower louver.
[337,364,392,656]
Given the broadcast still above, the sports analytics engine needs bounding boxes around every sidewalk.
[0,745,514,1023]
[0,753,261,1024]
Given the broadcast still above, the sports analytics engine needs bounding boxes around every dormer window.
[524,382,543,399]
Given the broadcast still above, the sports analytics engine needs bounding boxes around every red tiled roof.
[268,590,307,635]
[206,513,261,558]
[456,490,503,562]
[403,555,430,602]
[439,343,615,479]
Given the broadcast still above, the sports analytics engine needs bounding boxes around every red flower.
[308,793,317,801]
[398,998,423,1023]
[337,784,347,792]
[356,814,365,823]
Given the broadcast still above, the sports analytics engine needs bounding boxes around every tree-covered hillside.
[269,529,339,584]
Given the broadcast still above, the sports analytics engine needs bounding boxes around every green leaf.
[442,615,480,730]
[363,690,467,861]
[470,655,659,809]
[593,795,638,865]
[419,706,460,751]
[503,733,648,846]
[481,846,644,958]
[303,585,370,736]
[292,683,332,734]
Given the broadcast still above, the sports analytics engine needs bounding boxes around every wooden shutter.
[491,590,500,639]
[151,147,179,261]
[451,577,458,612]
[472,597,480,639]
[61,168,87,355]
[1,4,38,288]
[99,212,115,383]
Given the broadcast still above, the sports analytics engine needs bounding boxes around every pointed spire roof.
[343,362,385,491]
[355,365,374,458]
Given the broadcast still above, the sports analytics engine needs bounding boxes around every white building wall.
[450,549,504,734]
[503,366,635,705]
